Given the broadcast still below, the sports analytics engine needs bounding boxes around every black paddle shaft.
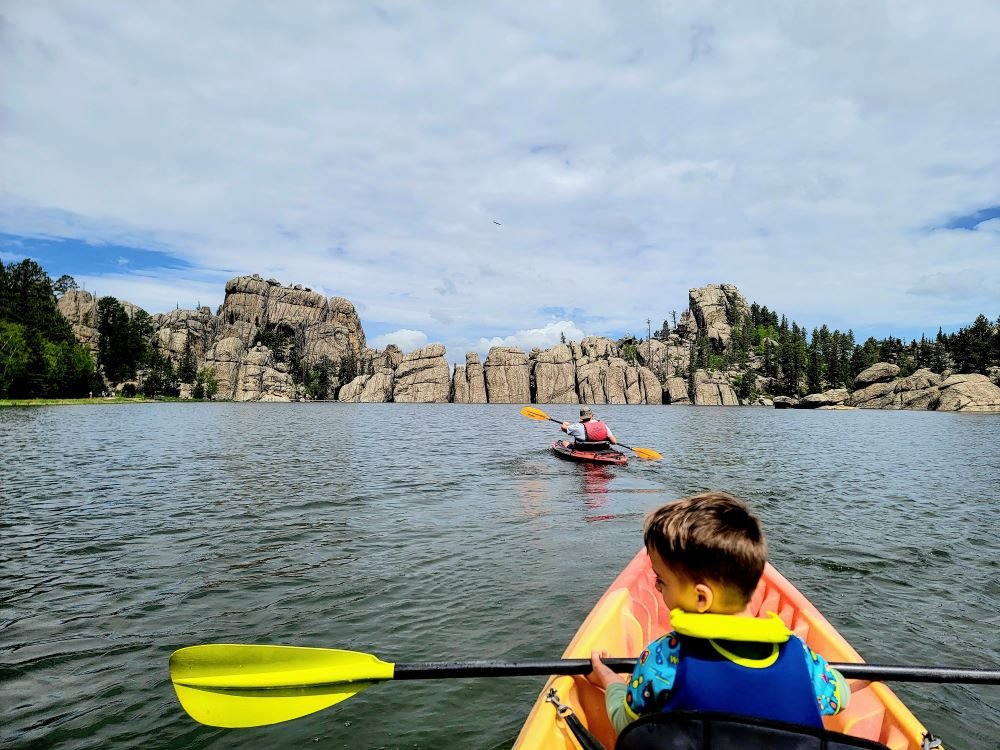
[393,660,1000,684]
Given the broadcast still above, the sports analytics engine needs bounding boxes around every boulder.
[393,344,451,403]
[773,396,799,409]
[848,381,897,408]
[663,377,690,405]
[604,358,629,404]
[532,344,578,404]
[798,388,850,408]
[691,369,739,406]
[483,346,531,403]
[340,368,394,402]
[936,374,1000,412]
[576,359,609,405]
[452,352,487,404]
[639,367,662,405]
[853,362,900,389]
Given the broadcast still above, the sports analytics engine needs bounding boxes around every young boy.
[586,491,849,734]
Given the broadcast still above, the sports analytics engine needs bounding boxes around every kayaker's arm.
[584,650,632,734]
[561,421,570,433]
[604,682,633,735]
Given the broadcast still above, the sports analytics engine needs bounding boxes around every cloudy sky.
[2,1,998,363]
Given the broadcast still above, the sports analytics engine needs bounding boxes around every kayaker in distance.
[585,491,850,734]
[560,406,618,450]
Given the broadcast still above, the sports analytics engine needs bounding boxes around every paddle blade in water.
[629,446,662,461]
[520,406,551,421]
[169,644,395,727]
[172,680,378,728]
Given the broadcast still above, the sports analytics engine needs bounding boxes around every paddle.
[520,406,663,461]
[169,644,1000,728]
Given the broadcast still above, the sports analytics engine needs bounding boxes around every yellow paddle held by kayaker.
[168,643,1000,729]
[520,406,663,460]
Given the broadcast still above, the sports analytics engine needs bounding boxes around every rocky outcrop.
[639,368,662,405]
[339,368,395,403]
[691,369,739,406]
[483,347,531,403]
[232,345,296,402]
[204,336,246,400]
[773,396,798,409]
[637,337,690,381]
[531,344,578,404]
[794,365,999,412]
[936,374,1000,412]
[56,290,100,354]
[688,284,749,352]
[452,353,488,404]
[152,307,214,364]
[847,367,942,410]
[393,344,451,403]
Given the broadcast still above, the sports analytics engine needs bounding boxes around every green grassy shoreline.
[0,396,184,407]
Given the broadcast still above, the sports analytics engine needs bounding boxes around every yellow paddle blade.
[169,645,395,728]
[171,680,379,728]
[630,446,662,461]
[520,406,551,421]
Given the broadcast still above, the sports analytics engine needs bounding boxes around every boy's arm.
[800,641,851,715]
[588,637,681,734]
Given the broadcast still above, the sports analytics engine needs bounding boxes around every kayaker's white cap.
[579,406,593,420]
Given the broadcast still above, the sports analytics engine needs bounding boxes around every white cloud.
[472,321,585,362]
[368,329,428,354]
[1,1,998,355]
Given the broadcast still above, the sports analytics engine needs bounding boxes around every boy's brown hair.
[644,491,767,603]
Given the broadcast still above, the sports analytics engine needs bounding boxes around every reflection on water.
[580,464,614,503]
[1,403,998,750]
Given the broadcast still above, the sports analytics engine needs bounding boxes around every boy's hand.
[561,421,570,432]
[585,649,626,690]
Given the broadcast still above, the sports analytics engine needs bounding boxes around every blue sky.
[2,2,998,363]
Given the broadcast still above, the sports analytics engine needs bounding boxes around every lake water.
[2,403,998,749]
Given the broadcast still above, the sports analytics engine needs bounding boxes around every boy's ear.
[693,582,714,613]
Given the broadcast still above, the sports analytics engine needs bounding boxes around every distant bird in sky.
[493,220,501,225]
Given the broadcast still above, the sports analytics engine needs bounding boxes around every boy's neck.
[707,603,754,617]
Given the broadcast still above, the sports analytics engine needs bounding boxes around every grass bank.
[0,396,180,407]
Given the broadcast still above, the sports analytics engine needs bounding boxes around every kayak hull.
[552,441,628,466]
[512,549,932,750]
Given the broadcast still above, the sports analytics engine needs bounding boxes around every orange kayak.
[512,549,933,749]
[551,441,629,466]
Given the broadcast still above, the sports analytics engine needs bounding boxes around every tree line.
[1,260,99,398]
[0,258,360,400]
[686,301,1000,399]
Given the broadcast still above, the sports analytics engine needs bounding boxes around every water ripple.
[1,404,998,749]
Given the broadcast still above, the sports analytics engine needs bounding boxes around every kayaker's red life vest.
[583,420,609,441]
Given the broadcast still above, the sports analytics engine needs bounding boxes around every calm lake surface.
[2,403,998,749]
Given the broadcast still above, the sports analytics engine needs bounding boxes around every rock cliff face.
[62,275,368,402]
[62,275,996,410]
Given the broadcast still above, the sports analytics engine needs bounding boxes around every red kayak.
[551,440,628,466]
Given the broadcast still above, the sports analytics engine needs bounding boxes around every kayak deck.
[512,549,931,750]
[552,441,628,466]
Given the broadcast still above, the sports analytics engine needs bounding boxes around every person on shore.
[560,406,617,449]
[585,491,849,734]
